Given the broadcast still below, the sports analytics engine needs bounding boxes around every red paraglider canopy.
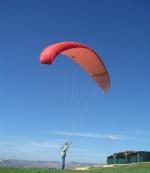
[40,42,110,92]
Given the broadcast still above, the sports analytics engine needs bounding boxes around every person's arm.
[64,144,70,152]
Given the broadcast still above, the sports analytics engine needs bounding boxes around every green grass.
[0,163,150,173]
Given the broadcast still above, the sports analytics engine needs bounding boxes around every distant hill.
[0,160,96,168]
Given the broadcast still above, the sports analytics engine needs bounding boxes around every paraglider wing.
[40,42,110,92]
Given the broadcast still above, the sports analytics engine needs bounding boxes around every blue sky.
[0,0,150,163]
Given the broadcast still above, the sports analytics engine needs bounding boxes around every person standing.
[60,142,71,169]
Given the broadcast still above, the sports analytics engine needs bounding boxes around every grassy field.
[0,163,150,173]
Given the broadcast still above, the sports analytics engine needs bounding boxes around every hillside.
[0,162,150,173]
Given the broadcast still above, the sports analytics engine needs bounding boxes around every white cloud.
[30,142,60,148]
[0,140,60,149]
[48,131,120,140]
[108,135,119,140]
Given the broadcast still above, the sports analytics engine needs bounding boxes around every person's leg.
[62,156,65,169]
[63,156,66,169]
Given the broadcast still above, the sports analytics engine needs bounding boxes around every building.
[107,151,150,165]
